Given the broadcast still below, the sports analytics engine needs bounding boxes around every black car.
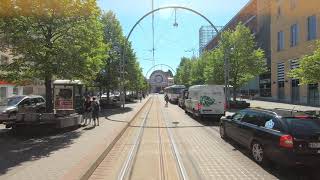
[220,108,320,167]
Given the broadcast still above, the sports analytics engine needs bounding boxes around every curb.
[79,97,152,180]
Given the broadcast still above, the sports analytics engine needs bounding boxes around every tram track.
[88,95,186,180]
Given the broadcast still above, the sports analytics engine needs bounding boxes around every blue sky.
[97,0,250,77]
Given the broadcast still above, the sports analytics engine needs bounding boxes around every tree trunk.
[45,75,53,113]
[233,88,237,102]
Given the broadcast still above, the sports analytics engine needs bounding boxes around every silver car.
[0,95,46,119]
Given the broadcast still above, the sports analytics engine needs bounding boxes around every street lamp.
[173,9,178,27]
[224,47,234,109]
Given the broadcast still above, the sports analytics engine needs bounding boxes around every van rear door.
[200,86,225,115]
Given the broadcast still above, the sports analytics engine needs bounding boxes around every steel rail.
[158,96,188,180]
[157,99,165,180]
[118,97,154,180]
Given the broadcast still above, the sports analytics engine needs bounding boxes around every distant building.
[149,70,174,93]
[0,51,24,101]
[0,50,45,100]
[199,26,223,55]
[270,0,320,106]
[205,0,272,97]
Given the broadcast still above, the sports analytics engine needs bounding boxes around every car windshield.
[284,118,320,137]
[0,96,24,106]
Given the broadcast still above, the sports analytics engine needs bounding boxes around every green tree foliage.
[174,57,192,87]
[175,23,266,101]
[97,11,147,98]
[289,41,320,84]
[0,0,107,112]
[203,49,225,84]
[97,11,124,100]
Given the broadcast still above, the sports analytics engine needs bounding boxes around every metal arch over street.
[145,64,176,78]
[126,6,219,40]
[120,6,220,108]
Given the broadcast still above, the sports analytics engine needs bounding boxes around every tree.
[97,11,124,101]
[190,56,205,85]
[289,41,320,84]
[220,23,266,100]
[174,57,192,87]
[203,49,225,84]
[0,0,107,112]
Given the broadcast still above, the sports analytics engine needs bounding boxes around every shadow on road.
[0,126,82,176]
[224,137,320,180]
[99,107,133,122]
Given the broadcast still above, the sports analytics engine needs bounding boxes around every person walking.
[83,96,92,126]
[138,92,142,102]
[92,97,100,126]
[164,94,169,107]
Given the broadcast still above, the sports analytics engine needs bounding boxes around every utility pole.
[152,0,155,68]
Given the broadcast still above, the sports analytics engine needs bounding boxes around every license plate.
[309,142,320,148]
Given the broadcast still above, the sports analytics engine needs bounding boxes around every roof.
[164,85,186,89]
[246,108,320,118]
[189,84,224,89]
[53,80,83,85]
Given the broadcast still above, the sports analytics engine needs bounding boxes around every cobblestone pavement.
[159,95,320,180]
[0,98,149,180]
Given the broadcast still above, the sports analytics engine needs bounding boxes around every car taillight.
[197,103,203,110]
[280,135,293,148]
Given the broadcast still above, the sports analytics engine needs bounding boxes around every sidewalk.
[245,99,320,111]
[0,97,150,180]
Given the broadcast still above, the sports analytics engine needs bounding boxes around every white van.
[184,85,225,119]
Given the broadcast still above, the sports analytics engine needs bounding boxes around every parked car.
[178,89,188,109]
[185,85,225,119]
[220,108,320,167]
[0,95,46,120]
[228,100,250,109]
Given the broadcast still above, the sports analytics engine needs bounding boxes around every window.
[232,111,246,121]
[19,98,31,106]
[0,87,7,99]
[13,87,18,95]
[290,24,299,46]
[0,55,9,65]
[277,31,284,51]
[307,15,317,40]
[277,6,281,19]
[277,62,285,82]
[290,0,297,9]
[242,111,260,125]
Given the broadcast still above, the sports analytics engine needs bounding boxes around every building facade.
[199,26,223,55]
[205,0,272,97]
[149,70,174,93]
[0,51,24,101]
[270,0,320,106]
[0,50,45,101]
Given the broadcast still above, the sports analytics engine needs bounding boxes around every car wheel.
[251,141,266,165]
[219,124,227,139]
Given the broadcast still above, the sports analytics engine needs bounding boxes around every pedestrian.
[92,97,100,126]
[83,96,92,126]
[138,92,142,102]
[164,94,169,106]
